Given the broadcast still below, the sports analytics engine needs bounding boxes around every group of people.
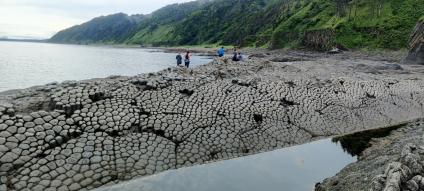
[217,47,243,61]
[176,51,192,68]
[175,46,243,68]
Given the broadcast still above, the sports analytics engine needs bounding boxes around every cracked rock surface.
[1,51,424,190]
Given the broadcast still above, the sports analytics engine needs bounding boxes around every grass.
[127,25,177,46]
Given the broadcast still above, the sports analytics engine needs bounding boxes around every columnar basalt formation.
[1,52,424,190]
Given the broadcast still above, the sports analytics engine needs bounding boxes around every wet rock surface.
[1,51,424,190]
[315,120,424,191]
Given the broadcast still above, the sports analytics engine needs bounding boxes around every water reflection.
[97,139,356,191]
[332,123,408,156]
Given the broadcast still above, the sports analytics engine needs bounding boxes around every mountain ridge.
[49,13,145,44]
[49,0,424,50]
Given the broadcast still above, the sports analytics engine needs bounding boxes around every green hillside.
[126,0,212,45]
[267,0,424,49]
[50,0,424,50]
[49,13,144,44]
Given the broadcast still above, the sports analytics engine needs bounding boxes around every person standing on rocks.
[176,53,183,66]
[217,47,225,57]
[232,51,240,61]
[184,51,191,68]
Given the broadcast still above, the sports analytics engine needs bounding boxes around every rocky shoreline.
[1,50,424,191]
[316,120,424,191]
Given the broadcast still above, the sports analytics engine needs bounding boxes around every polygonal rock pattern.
[1,56,424,190]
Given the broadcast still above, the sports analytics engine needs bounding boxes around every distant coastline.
[0,38,47,43]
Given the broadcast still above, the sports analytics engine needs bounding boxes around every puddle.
[95,123,411,191]
[97,139,356,191]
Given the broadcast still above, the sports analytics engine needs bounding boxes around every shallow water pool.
[97,138,356,191]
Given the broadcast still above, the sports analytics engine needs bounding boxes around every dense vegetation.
[50,0,424,50]
[267,0,424,49]
[126,0,211,45]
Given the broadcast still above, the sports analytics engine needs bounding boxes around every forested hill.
[49,13,144,44]
[49,0,211,44]
[49,0,424,50]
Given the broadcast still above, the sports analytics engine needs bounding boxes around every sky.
[0,0,194,39]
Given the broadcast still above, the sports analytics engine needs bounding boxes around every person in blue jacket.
[217,47,225,57]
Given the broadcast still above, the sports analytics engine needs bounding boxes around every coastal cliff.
[1,50,424,190]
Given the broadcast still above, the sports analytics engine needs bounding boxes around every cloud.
[0,0,195,39]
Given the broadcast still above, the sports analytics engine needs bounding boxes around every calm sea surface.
[0,41,212,92]
[97,139,356,191]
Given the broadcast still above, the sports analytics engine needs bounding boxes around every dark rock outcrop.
[302,29,335,51]
[405,20,424,65]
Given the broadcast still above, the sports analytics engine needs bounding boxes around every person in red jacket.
[184,51,191,68]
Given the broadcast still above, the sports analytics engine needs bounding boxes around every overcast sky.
[0,0,194,39]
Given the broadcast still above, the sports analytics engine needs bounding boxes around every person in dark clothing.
[184,51,191,68]
[176,53,183,66]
